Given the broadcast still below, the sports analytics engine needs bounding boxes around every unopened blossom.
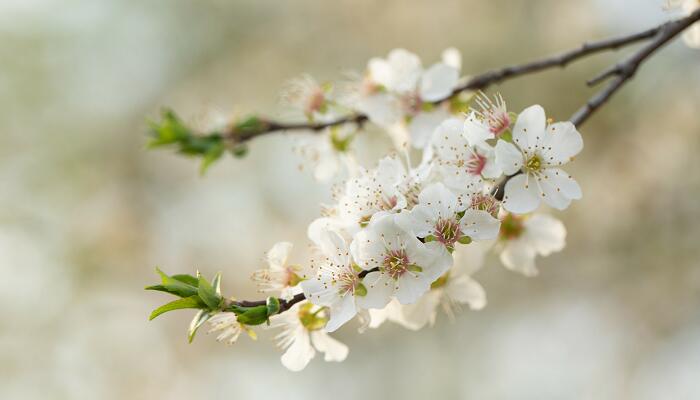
[463,92,512,148]
[396,182,500,251]
[280,74,329,120]
[497,212,566,276]
[301,228,368,332]
[495,105,583,214]
[207,312,256,345]
[351,48,461,149]
[251,241,306,300]
[270,302,348,371]
[430,118,502,192]
[350,213,453,306]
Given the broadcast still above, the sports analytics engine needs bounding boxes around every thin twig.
[225,18,670,144]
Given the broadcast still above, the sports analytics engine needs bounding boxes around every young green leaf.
[146,268,198,298]
[149,296,205,320]
[197,272,223,310]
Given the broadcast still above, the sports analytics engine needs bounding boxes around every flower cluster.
[212,58,581,369]
[147,49,584,372]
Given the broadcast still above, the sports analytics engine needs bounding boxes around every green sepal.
[424,234,437,242]
[233,305,270,326]
[188,310,212,343]
[197,272,223,310]
[458,236,472,245]
[200,142,225,175]
[149,295,206,320]
[266,297,281,316]
[354,282,368,297]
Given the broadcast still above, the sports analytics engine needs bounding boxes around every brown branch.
[225,18,670,144]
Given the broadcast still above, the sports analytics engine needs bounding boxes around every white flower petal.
[325,294,357,333]
[418,182,458,219]
[512,104,546,153]
[395,204,435,238]
[311,331,349,362]
[357,271,393,309]
[386,48,423,93]
[495,140,523,175]
[464,112,494,147]
[367,57,392,88]
[397,290,441,330]
[459,209,501,241]
[267,242,293,271]
[431,117,468,161]
[408,109,450,149]
[499,238,539,276]
[523,214,566,256]
[441,47,462,70]
[395,271,433,304]
[542,121,583,166]
[280,326,315,372]
[445,275,486,310]
[419,63,459,101]
[502,173,541,214]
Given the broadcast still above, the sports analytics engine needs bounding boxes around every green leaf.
[149,296,205,320]
[197,272,223,310]
[171,274,199,287]
[188,310,212,343]
[199,142,225,175]
[145,268,198,298]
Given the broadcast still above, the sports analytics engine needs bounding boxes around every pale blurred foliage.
[1,0,700,399]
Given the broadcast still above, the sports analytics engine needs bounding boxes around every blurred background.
[1,0,699,398]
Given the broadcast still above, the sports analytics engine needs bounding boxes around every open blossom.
[370,241,488,330]
[495,105,583,214]
[336,155,409,229]
[351,48,461,149]
[463,92,512,148]
[301,228,368,332]
[497,212,566,276]
[430,118,502,193]
[280,74,329,119]
[270,302,348,371]
[396,182,500,251]
[207,312,256,345]
[293,122,358,182]
[350,213,453,306]
[251,242,306,300]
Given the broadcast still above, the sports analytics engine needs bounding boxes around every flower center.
[499,213,524,240]
[382,249,420,279]
[466,153,487,176]
[470,193,500,218]
[298,303,328,331]
[525,154,542,172]
[400,92,422,116]
[434,218,462,248]
[305,89,326,116]
[487,111,511,136]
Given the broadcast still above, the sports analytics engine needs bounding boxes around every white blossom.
[463,92,512,148]
[270,302,348,371]
[350,213,453,306]
[497,213,566,276]
[495,105,583,214]
[251,241,306,300]
[207,312,256,345]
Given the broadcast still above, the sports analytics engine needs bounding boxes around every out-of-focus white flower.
[301,228,367,332]
[280,74,329,119]
[431,118,502,193]
[270,302,348,371]
[251,241,307,300]
[667,0,700,48]
[293,123,358,182]
[396,182,500,251]
[497,213,566,276]
[495,105,583,214]
[464,92,512,147]
[208,312,256,345]
[349,48,461,149]
[350,213,453,306]
[336,155,409,230]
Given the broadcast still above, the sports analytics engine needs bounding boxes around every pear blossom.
[497,212,566,276]
[463,92,512,148]
[430,118,502,192]
[207,312,256,345]
[350,213,453,306]
[270,302,348,371]
[280,74,329,120]
[301,228,368,332]
[396,182,500,251]
[251,241,307,300]
[293,123,358,182]
[495,105,583,214]
[350,48,461,149]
